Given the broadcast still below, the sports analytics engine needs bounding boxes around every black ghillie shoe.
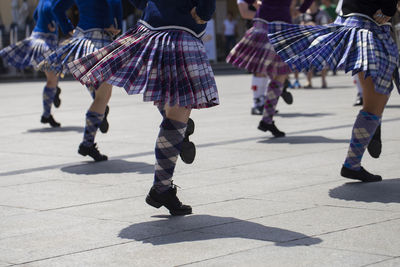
[251,106,263,115]
[41,115,61,128]
[78,143,108,162]
[367,125,381,159]
[53,86,61,108]
[353,95,363,106]
[281,87,293,105]
[146,185,192,216]
[99,106,110,133]
[258,120,285,137]
[180,118,196,164]
[340,166,382,182]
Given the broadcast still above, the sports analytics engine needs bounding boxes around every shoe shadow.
[258,135,348,144]
[385,105,400,109]
[275,113,333,118]
[329,179,400,203]
[25,126,84,133]
[61,159,153,175]
[118,215,322,247]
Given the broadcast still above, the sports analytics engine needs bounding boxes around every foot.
[281,87,293,105]
[41,115,61,128]
[367,125,381,158]
[321,82,328,89]
[180,118,196,164]
[78,143,108,162]
[353,96,363,106]
[99,106,109,133]
[340,166,382,182]
[251,106,263,115]
[293,80,301,89]
[258,120,285,137]
[146,185,192,216]
[53,86,61,108]
[303,84,313,89]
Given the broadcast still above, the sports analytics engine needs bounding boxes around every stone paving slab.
[0,73,399,266]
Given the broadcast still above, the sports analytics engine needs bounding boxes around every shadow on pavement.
[386,105,400,109]
[258,136,348,144]
[119,215,322,247]
[25,126,84,133]
[329,179,400,203]
[61,159,153,175]
[275,112,333,118]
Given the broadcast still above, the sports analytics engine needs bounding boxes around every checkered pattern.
[268,16,400,95]
[344,110,381,170]
[226,20,291,77]
[41,28,114,75]
[262,80,283,124]
[0,32,57,70]
[154,118,187,192]
[82,111,104,146]
[67,24,219,109]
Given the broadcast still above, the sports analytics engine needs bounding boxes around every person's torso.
[342,0,396,19]
[74,0,116,30]
[140,0,214,37]
[224,19,236,35]
[256,0,292,23]
[34,0,57,34]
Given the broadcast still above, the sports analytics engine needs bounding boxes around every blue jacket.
[129,0,216,37]
[52,0,122,34]
[33,0,57,34]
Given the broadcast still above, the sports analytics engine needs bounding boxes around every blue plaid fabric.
[0,32,57,70]
[67,24,219,109]
[40,27,114,75]
[268,16,400,95]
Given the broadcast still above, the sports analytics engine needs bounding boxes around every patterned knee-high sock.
[154,118,187,192]
[344,110,381,170]
[81,111,104,147]
[262,80,283,124]
[42,86,57,117]
[252,76,269,108]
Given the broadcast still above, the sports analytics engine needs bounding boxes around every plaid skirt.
[68,23,219,109]
[40,27,114,75]
[268,16,400,95]
[0,32,57,70]
[226,19,291,77]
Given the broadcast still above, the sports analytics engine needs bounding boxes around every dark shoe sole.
[367,139,381,159]
[145,194,192,216]
[340,167,382,182]
[99,106,110,133]
[54,87,61,108]
[180,141,196,164]
[281,90,293,105]
[78,148,108,162]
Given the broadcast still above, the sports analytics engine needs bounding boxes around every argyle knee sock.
[343,110,381,170]
[154,118,187,192]
[42,86,57,117]
[262,80,283,124]
[81,111,104,147]
[252,76,269,108]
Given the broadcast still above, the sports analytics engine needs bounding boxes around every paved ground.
[0,72,399,267]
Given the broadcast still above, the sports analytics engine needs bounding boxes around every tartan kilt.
[40,27,114,75]
[268,16,400,95]
[226,19,291,77]
[68,23,219,109]
[0,32,57,70]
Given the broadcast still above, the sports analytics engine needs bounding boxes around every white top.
[237,0,246,4]
[224,19,237,36]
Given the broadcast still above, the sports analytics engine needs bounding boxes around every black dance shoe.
[78,143,108,162]
[41,115,61,128]
[53,86,62,108]
[251,106,264,115]
[353,95,363,106]
[99,106,110,133]
[340,166,382,182]
[180,118,196,164]
[258,120,285,137]
[281,87,293,105]
[367,125,381,159]
[146,185,192,216]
